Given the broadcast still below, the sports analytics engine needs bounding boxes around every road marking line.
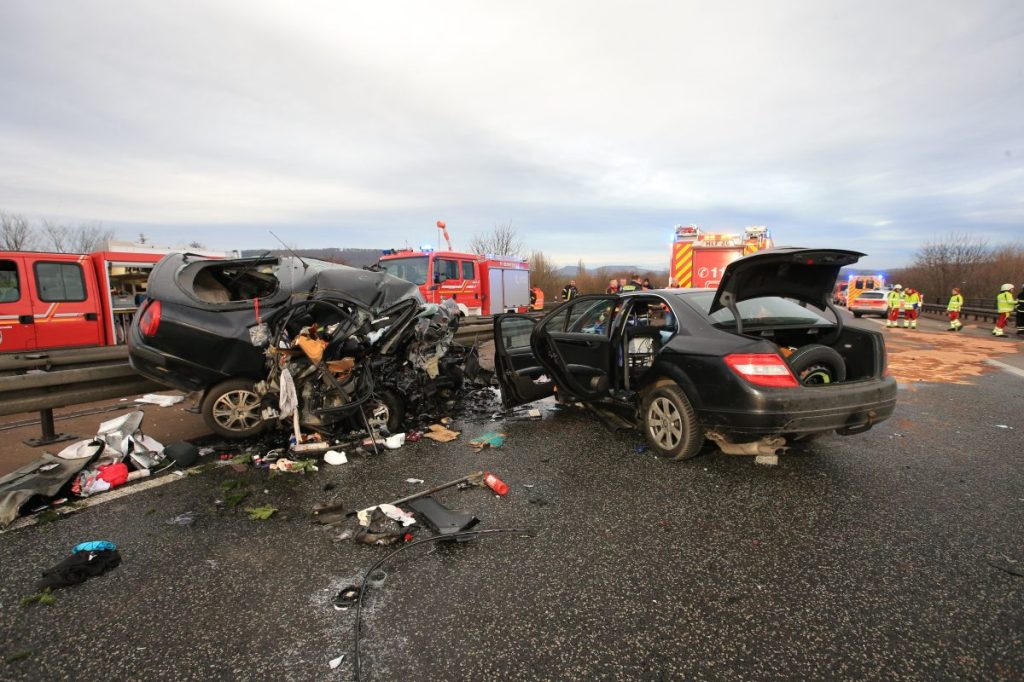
[986,359,1024,380]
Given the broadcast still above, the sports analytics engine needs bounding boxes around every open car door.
[493,314,555,407]
[532,295,619,401]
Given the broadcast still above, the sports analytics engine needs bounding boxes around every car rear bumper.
[699,376,898,438]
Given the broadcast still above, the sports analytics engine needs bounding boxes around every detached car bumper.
[699,376,898,438]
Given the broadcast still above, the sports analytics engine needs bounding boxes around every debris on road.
[244,505,278,521]
[324,450,348,466]
[405,478,424,484]
[38,541,121,590]
[483,472,509,496]
[407,496,480,536]
[469,432,506,451]
[329,655,346,669]
[707,432,788,457]
[166,511,199,526]
[134,393,186,407]
[422,424,460,442]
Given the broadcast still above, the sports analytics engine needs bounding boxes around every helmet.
[893,284,903,290]
[1001,283,1014,291]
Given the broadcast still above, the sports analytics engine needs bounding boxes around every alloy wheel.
[211,390,262,432]
[647,396,683,450]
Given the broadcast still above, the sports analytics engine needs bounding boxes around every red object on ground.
[483,472,509,496]
[97,463,129,488]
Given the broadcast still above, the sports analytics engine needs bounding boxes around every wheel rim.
[367,401,390,430]
[647,396,683,450]
[800,365,833,385]
[212,389,262,431]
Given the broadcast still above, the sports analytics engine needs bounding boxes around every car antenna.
[269,230,309,269]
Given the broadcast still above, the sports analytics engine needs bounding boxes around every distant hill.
[241,247,383,268]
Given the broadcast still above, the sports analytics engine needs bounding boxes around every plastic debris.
[329,655,346,669]
[244,505,278,520]
[470,432,506,451]
[166,511,199,526]
[357,503,416,528]
[134,394,185,407]
[405,478,424,484]
[324,450,348,466]
[384,433,406,449]
[483,472,509,496]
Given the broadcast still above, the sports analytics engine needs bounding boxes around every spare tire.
[786,344,846,385]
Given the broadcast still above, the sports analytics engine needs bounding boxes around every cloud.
[0,0,1021,268]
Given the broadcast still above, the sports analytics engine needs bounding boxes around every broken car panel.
[494,247,897,460]
[129,254,473,439]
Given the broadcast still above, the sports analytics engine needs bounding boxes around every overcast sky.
[1,1,1021,270]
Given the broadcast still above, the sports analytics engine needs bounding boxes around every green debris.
[35,510,61,525]
[146,508,157,515]
[20,589,55,608]
[4,650,32,664]
[225,491,249,508]
[228,453,251,467]
[188,463,216,476]
[244,505,278,521]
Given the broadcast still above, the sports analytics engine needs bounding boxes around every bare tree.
[0,212,37,251]
[69,223,116,253]
[138,233,149,244]
[468,221,524,257]
[42,220,73,252]
[188,241,206,249]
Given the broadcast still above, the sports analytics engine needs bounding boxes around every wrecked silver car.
[129,254,476,438]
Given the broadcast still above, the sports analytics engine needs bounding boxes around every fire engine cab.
[377,248,531,316]
[669,225,774,288]
[0,242,237,353]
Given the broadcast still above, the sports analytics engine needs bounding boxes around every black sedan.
[493,248,897,459]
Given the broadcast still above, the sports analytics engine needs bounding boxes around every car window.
[34,261,86,302]
[859,292,884,299]
[461,261,475,280]
[379,256,428,285]
[683,292,831,327]
[436,258,460,282]
[566,299,616,335]
[500,316,534,350]
[624,298,677,331]
[0,260,19,303]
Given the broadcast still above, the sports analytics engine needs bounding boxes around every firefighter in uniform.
[886,284,904,328]
[903,287,921,329]
[993,283,1015,337]
[946,287,963,331]
[561,279,579,301]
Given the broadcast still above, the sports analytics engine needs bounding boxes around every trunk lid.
[709,248,864,314]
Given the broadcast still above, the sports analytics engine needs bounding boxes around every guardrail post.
[24,408,77,448]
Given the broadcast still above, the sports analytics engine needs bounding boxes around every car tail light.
[139,300,161,337]
[724,353,799,388]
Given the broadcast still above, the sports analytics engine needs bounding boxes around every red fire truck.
[0,242,237,353]
[377,248,531,316]
[669,225,774,288]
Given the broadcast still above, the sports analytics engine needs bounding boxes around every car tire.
[853,311,863,318]
[787,344,847,385]
[202,379,267,439]
[641,382,702,460]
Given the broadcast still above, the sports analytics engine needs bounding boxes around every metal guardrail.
[0,346,162,446]
[920,303,1000,323]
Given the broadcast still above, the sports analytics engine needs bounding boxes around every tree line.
[0,210,209,253]
[890,233,1024,303]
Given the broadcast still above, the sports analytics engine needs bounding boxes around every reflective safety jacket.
[904,291,921,308]
[887,290,904,308]
[947,294,963,312]
[997,291,1015,314]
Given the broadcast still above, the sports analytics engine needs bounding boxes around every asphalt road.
[3,349,1023,680]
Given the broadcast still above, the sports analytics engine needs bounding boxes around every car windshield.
[378,256,429,286]
[683,292,833,327]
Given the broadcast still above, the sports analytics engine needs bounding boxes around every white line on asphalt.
[986,359,1024,380]
[0,469,190,534]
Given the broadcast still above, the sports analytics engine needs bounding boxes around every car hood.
[708,247,864,314]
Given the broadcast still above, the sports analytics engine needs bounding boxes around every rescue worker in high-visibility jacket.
[946,287,964,331]
[561,280,579,301]
[903,288,921,329]
[885,284,904,328]
[993,283,1015,337]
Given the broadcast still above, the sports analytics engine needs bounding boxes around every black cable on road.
[352,527,535,681]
